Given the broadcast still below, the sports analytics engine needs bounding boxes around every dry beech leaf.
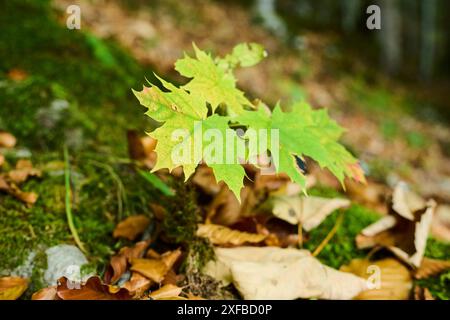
[270,195,350,231]
[204,247,367,300]
[130,258,169,283]
[345,179,387,213]
[0,131,17,148]
[31,286,57,300]
[431,205,450,242]
[205,184,255,226]
[196,223,266,246]
[162,269,181,286]
[104,240,151,284]
[146,248,161,259]
[192,165,222,195]
[149,203,167,221]
[414,258,450,280]
[127,130,157,169]
[8,159,41,184]
[57,277,131,300]
[113,215,151,241]
[122,272,152,298]
[0,277,28,300]
[149,284,183,300]
[340,258,412,300]
[356,182,436,267]
[161,249,182,270]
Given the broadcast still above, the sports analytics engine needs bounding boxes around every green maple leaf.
[133,76,245,198]
[221,42,267,68]
[236,101,359,190]
[134,43,363,201]
[174,44,255,116]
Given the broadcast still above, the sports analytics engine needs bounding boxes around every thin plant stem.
[64,146,86,253]
[312,210,344,257]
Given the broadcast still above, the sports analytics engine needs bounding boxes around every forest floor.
[0,0,449,300]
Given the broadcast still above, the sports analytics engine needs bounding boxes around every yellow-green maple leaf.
[174,44,252,116]
[133,76,245,198]
[236,102,359,190]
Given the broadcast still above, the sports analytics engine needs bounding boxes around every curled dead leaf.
[130,258,169,283]
[204,247,368,300]
[0,277,28,300]
[104,240,151,284]
[31,286,57,300]
[269,195,350,231]
[340,258,412,300]
[160,248,182,270]
[127,130,157,169]
[414,258,450,280]
[149,203,167,220]
[113,215,151,241]
[356,182,436,267]
[122,272,152,298]
[8,159,41,184]
[57,277,131,300]
[197,223,266,246]
[149,284,183,300]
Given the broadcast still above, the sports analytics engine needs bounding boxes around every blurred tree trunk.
[420,0,437,81]
[378,0,402,75]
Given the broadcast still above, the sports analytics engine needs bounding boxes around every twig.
[298,222,303,248]
[64,146,86,253]
[312,210,344,257]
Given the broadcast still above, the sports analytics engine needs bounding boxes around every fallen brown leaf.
[0,277,28,300]
[130,258,169,283]
[340,258,412,300]
[149,284,183,300]
[113,215,151,241]
[269,195,350,231]
[122,272,152,298]
[127,130,157,169]
[57,277,131,300]
[414,257,450,280]
[204,247,368,300]
[160,249,182,270]
[8,159,41,184]
[431,204,450,242]
[346,180,387,213]
[0,131,17,148]
[104,240,151,284]
[149,203,167,220]
[356,182,436,267]
[31,286,58,300]
[197,223,266,246]
[0,154,4,167]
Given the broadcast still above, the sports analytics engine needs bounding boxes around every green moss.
[161,179,200,244]
[415,237,450,300]
[304,204,380,269]
[0,0,162,288]
[0,0,156,153]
